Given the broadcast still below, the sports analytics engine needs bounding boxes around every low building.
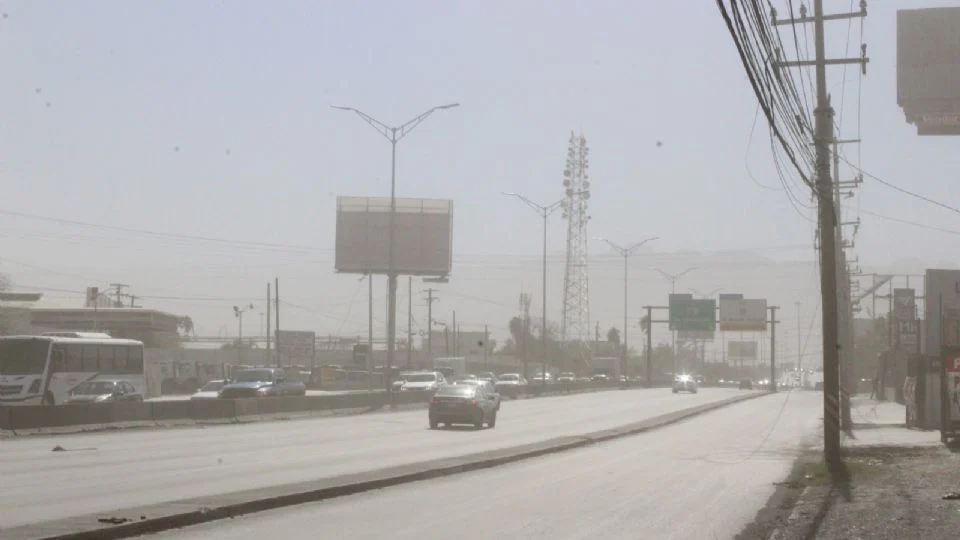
[29,307,182,348]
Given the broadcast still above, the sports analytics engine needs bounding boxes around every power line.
[858,209,960,237]
[838,155,960,216]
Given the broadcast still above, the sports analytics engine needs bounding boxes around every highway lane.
[0,388,753,529]
[150,391,822,540]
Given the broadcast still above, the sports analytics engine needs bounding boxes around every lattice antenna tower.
[560,131,591,344]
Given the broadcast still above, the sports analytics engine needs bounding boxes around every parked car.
[191,379,228,400]
[218,368,306,398]
[67,379,143,404]
[428,382,498,429]
[400,371,446,394]
[531,372,554,385]
[591,373,609,382]
[739,379,754,390]
[672,374,699,394]
[495,373,526,397]
[557,372,576,383]
[475,372,498,384]
[392,372,416,392]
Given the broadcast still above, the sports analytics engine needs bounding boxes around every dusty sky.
[1,1,958,362]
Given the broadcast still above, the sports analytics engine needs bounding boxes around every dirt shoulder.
[738,444,960,539]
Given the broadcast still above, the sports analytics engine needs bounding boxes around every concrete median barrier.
[105,402,154,428]
[190,399,236,423]
[150,400,196,426]
[231,398,260,422]
[0,405,11,432]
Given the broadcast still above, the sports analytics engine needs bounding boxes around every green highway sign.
[668,294,716,331]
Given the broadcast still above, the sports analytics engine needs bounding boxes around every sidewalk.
[754,396,960,539]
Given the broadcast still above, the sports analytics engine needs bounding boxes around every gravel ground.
[752,445,960,540]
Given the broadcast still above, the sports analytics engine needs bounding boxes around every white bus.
[0,335,145,406]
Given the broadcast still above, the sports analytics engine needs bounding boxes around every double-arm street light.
[598,236,659,386]
[689,287,724,299]
[503,192,564,382]
[332,103,459,372]
[233,303,254,364]
[651,266,698,375]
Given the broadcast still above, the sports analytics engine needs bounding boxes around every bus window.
[113,346,129,373]
[98,346,115,372]
[66,344,83,372]
[51,346,66,372]
[128,346,144,372]
[82,345,99,371]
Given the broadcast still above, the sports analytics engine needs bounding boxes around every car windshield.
[406,374,437,383]
[499,374,519,382]
[435,386,475,397]
[0,340,49,375]
[454,379,479,385]
[234,370,275,383]
[73,381,116,395]
[200,381,226,392]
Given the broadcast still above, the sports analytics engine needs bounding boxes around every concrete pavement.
[0,387,754,531]
[146,390,823,540]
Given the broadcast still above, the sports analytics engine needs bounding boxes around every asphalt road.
[149,391,823,540]
[0,388,753,529]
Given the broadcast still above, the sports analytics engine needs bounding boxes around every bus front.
[0,337,53,406]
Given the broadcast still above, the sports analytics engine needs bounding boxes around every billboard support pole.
[368,274,373,391]
[274,278,280,368]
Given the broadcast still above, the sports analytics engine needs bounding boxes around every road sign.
[668,294,716,332]
[719,298,767,332]
[678,330,714,342]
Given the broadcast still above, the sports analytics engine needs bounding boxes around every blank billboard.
[898,8,960,134]
[335,196,453,276]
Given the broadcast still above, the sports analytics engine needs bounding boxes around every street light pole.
[652,266,698,375]
[504,192,564,382]
[233,303,254,365]
[332,103,459,374]
[599,236,659,386]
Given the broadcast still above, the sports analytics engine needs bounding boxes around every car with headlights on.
[67,379,143,404]
[672,374,699,394]
[429,382,498,429]
[218,368,306,398]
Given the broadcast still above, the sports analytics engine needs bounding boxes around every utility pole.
[834,137,860,432]
[274,278,280,368]
[424,288,438,368]
[770,306,778,392]
[266,283,272,366]
[109,283,129,308]
[645,305,653,388]
[795,302,801,385]
[483,324,489,370]
[407,276,413,368]
[452,310,457,357]
[773,0,868,472]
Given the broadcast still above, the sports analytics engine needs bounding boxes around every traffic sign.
[669,294,716,331]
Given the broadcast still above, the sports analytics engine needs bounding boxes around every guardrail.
[0,380,650,434]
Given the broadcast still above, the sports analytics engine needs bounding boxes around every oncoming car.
[672,374,699,394]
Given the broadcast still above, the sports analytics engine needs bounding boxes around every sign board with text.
[924,269,960,355]
[947,355,960,423]
[719,298,768,332]
[894,288,918,349]
[668,294,716,332]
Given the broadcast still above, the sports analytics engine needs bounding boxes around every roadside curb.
[13,391,769,540]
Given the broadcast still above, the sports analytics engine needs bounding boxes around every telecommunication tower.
[560,132,591,345]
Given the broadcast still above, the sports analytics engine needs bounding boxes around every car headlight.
[257,387,271,395]
[28,379,41,394]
